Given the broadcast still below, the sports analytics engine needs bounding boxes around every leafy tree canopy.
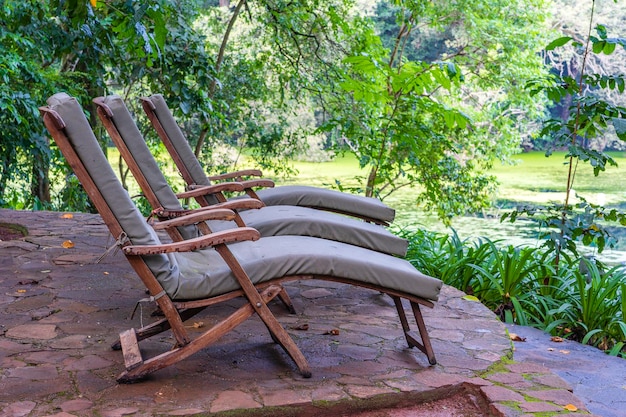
[3,0,621,224]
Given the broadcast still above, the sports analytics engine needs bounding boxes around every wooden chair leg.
[117,285,295,383]
[392,296,411,335]
[112,307,206,350]
[410,301,437,365]
[277,287,296,314]
[392,296,437,366]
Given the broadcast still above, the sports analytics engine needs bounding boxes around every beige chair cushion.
[209,206,408,256]
[173,236,441,302]
[254,185,395,223]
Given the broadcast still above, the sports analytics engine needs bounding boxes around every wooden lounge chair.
[93,95,408,257]
[40,92,441,383]
[141,94,396,226]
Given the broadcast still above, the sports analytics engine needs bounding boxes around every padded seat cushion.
[172,236,441,302]
[208,205,407,256]
[254,186,395,224]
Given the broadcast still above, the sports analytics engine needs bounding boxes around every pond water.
[388,194,626,266]
[268,178,626,265]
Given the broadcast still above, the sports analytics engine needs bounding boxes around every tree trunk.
[194,0,245,158]
[365,166,377,198]
[30,136,51,205]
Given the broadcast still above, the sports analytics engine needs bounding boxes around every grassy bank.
[281,151,626,207]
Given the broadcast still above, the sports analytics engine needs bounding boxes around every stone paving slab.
[0,209,598,416]
[506,323,626,417]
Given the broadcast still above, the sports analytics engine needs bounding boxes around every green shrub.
[468,243,542,325]
[402,228,625,357]
[565,258,625,354]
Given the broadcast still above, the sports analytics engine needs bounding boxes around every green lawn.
[274,151,626,217]
[490,151,626,206]
[110,147,626,210]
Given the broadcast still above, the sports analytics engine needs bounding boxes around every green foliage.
[318,0,550,223]
[0,0,617,225]
[0,0,174,210]
[403,228,493,296]
[56,174,93,213]
[539,257,626,353]
[503,197,626,255]
[572,258,626,350]
[504,19,626,260]
[403,228,626,357]
[1,1,58,206]
[468,243,541,325]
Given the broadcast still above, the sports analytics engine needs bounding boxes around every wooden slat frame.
[40,101,437,383]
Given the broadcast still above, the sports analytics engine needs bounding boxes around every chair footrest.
[119,329,143,370]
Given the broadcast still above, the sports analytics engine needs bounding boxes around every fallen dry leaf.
[61,213,74,219]
[551,336,564,343]
[564,404,578,411]
[509,333,526,342]
[292,323,309,331]
[559,349,570,354]
[103,272,109,275]
[324,329,340,336]
[17,289,27,293]
[62,240,75,248]
[192,322,204,329]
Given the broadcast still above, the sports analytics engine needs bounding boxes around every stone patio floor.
[0,209,606,416]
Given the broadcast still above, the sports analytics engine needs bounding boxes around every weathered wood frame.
[40,103,436,384]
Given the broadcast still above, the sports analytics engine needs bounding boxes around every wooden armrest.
[206,199,266,210]
[178,182,245,198]
[240,179,275,189]
[151,209,236,230]
[208,169,263,181]
[123,227,261,255]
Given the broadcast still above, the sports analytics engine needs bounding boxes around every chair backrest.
[141,94,220,205]
[95,95,200,241]
[42,93,181,295]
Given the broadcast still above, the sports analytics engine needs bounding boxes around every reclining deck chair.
[141,94,396,226]
[40,92,441,383]
[93,95,408,257]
